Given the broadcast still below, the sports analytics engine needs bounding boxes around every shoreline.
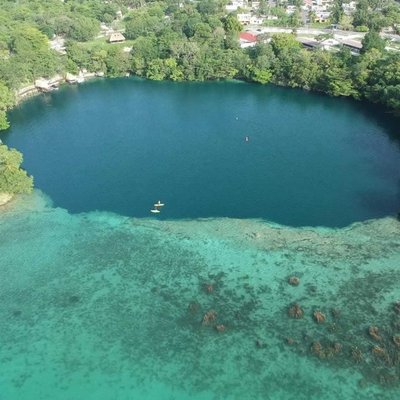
[1,189,398,232]
[13,73,400,119]
[14,71,103,105]
[0,193,13,207]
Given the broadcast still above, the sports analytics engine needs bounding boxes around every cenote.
[3,78,400,227]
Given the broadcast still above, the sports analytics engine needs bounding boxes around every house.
[250,16,264,25]
[286,5,297,14]
[315,11,331,23]
[313,0,332,6]
[109,32,125,43]
[341,39,362,53]
[319,38,340,50]
[297,38,320,50]
[237,13,251,24]
[226,1,246,11]
[239,32,258,48]
[342,1,357,15]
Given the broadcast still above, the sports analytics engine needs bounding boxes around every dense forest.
[0,0,400,193]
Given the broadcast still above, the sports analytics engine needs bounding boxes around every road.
[245,25,400,42]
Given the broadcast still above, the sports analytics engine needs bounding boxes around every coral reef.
[215,324,225,333]
[311,341,342,359]
[311,341,323,357]
[204,283,214,294]
[313,310,326,324]
[368,326,382,341]
[351,347,363,363]
[372,346,390,363]
[393,335,400,347]
[288,276,300,286]
[288,303,304,319]
[202,310,217,325]
[333,342,342,353]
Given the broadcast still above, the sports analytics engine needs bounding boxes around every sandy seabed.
[1,191,400,400]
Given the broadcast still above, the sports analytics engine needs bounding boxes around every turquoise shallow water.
[1,192,400,399]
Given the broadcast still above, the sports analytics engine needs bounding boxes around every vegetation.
[0,144,33,194]
[0,0,399,193]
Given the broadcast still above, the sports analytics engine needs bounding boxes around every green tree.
[125,9,164,39]
[249,66,273,84]
[353,0,370,28]
[146,58,167,80]
[270,33,300,56]
[353,48,383,90]
[288,10,302,28]
[105,47,130,77]
[164,58,184,81]
[223,14,242,34]
[361,31,386,53]
[9,25,59,82]
[366,53,400,110]
[0,81,14,130]
[330,0,344,25]
[0,145,33,194]
[68,16,99,42]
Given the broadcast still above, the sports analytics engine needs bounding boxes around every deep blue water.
[3,78,400,227]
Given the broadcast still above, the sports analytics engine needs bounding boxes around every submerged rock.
[288,303,304,319]
[203,283,214,294]
[202,310,217,325]
[288,276,300,286]
[313,310,326,324]
[371,346,390,363]
[0,193,13,207]
[392,335,400,347]
[368,326,382,341]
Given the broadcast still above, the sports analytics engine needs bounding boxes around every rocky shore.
[0,193,13,207]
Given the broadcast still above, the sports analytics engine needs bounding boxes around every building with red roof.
[239,32,258,48]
